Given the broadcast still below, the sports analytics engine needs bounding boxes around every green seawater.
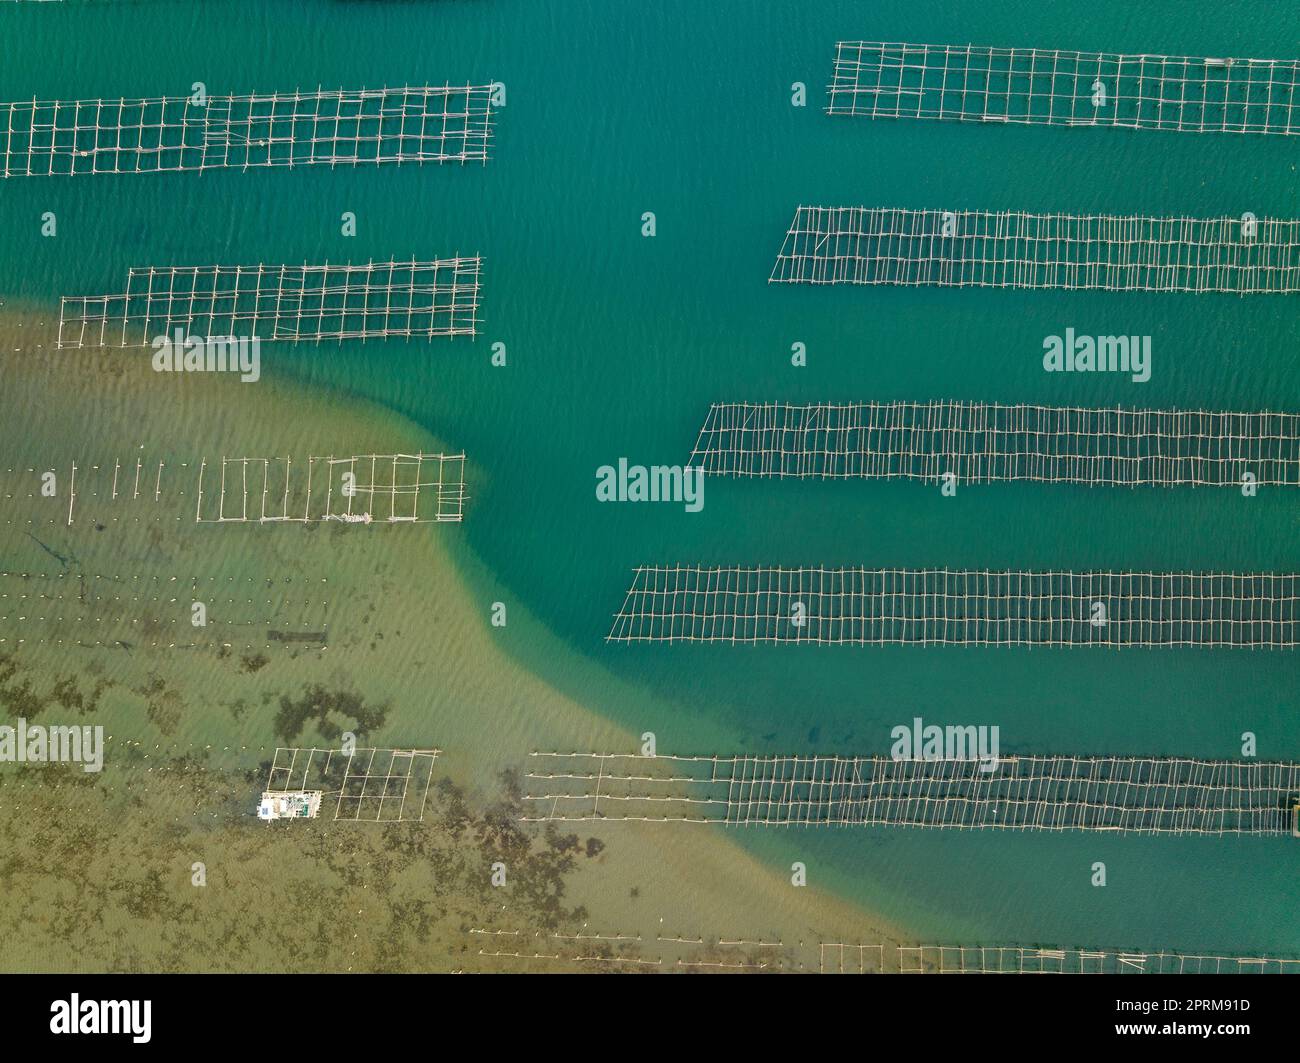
[2,0,1298,955]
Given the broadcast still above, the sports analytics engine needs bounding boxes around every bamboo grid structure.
[46,454,174,526]
[0,568,332,651]
[607,566,1300,647]
[769,207,1300,293]
[469,927,778,971]
[689,401,1300,487]
[265,747,441,822]
[895,945,1300,974]
[827,41,1300,136]
[522,752,1300,835]
[1,85,495,177]
[57,258,482,348]
[463,928,1299,973]
[194,452,466,524]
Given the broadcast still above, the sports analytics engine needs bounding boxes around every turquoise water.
[3,0,1299,953]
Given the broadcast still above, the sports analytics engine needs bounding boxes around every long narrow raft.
[607,566,1300,647]
[1,85,496,177]
[770,207,1300,294]
[194,453,467,524]
[523,752,1300,835]
[828,41,1300,137]
[58,257,483,348]
[689,401,1300,486]
[893,945,1300,974]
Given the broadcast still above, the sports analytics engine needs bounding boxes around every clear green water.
[2,0,1298,953]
